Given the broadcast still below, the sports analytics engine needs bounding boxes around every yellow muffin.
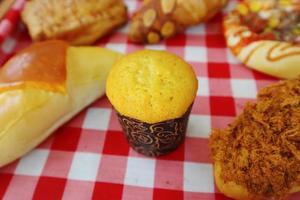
[106,50,198,123]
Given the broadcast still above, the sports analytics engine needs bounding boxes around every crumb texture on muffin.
[209,78,300,199]
[106,50,198,123]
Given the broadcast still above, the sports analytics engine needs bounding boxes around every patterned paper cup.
[116,106,192,157]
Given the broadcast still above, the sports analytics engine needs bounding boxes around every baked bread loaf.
[0,40,121,167]
[224,0,300,79]
[21,0,127,45]
[210,78,300,200]
[129,0,228,43]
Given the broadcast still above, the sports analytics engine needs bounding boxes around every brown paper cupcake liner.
[117,105,192,157]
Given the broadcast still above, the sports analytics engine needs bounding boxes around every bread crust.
[129,0,227,43]
[214,162,251,200]
[214,162,300,200]
[223,2,300,79]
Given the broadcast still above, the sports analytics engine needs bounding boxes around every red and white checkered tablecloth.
[0,0,299,200]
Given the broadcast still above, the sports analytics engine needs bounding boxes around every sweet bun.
[21,0,127,45]
[224,0,300,79]
[0,40,121,167]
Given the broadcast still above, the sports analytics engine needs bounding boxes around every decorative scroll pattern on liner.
[117,106,192,157]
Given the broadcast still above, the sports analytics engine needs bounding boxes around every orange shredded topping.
[210,78,300,199]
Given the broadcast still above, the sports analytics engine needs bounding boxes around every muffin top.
[106,50,198,123]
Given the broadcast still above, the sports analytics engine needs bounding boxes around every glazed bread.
[21,0,127,45]
[106,50,198,123]
[129,0,227,43]
[0,40,121,167]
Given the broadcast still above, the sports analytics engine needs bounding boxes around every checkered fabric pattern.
[0,0,299,200]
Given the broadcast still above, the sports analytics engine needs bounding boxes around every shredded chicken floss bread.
[210,78,300,199]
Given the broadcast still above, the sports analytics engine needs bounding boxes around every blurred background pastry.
[223,0,300,79]
[0,0,15,20]
[21,0,128,45]
[128,0,228,43]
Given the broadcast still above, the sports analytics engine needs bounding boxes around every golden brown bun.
[0,40,122,167]
[21,0,127,45]
[214,162,300,200]
[129,0,227,43]
[223,1,300,79]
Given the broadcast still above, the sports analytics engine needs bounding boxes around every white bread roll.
[0,40,121,167]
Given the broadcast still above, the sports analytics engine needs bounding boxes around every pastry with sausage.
[224,0,300,79]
